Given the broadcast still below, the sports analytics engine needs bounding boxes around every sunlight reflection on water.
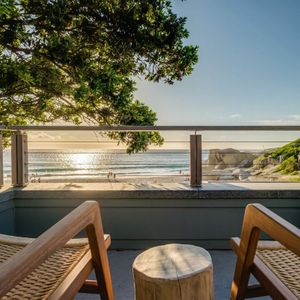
[3,150,191,181]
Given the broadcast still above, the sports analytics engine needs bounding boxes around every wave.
[3,150,192,179]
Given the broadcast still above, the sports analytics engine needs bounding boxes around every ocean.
[3,149,202,182]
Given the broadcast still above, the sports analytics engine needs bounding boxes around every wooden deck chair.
[230,203,300,300]
[0,201,114,300]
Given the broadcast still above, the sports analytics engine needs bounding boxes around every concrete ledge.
[11,182,300,199]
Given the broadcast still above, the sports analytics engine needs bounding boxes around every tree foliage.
[0,0,198,152]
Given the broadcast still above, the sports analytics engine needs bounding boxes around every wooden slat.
[190,135,202,186]
[86,219,114,299]
[11,133,28,187]
[11,134,17,186]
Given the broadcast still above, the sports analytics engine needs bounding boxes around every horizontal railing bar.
[27,140,190,143]
[202,163,275,166]
[26,140,297,143]
[203,141,296,143]
[5,125,300,131]
[21,152,269,155]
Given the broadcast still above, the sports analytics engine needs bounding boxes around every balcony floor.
[75,250,270,300]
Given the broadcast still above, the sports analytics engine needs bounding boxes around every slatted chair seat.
[0,202,114,300]
[0,234,110,300]
[256,244,300,299]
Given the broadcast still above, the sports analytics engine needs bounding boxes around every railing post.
[0,134,3,188]
[11,131,28,187]
[190,134,202,187]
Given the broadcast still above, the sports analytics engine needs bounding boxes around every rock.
[219,174,235,181]
[204,168,235,181]
[252,157,268,170]
[229,168,250,180]
[239,170,251,180]
[239,159,253,168]
[214,162,226,170]
[208,148,256,169]
[232,168,241,175]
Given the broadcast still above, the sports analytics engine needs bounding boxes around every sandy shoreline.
[24,174,191,184]
[5,167,298,185]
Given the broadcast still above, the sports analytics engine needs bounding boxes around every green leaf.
[0,0,198,152]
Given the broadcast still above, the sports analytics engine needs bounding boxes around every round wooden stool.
[133,244,213,300]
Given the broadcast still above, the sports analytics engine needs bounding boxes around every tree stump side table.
[133,244,213,300]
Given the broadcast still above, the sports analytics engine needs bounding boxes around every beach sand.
[28,174,191,184]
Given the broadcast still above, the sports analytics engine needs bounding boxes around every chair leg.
[230,261,251,300]
[86,223,114,300]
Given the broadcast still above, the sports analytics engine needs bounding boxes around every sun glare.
[69,153,94,167]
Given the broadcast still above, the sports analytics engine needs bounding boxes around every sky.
[28,0,300,149]
[135,0,300,126]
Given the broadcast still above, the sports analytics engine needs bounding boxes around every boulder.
[219,174,235,181]
[232,168,251,180]
[208,148,255,169]
[239,159,253,168]
[203,168,234,181]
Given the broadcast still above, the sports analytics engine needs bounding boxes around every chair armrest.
[230,237,283,254]
[0,234,111,248]
[0,201,110,297]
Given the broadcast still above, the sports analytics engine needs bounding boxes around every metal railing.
[7,125,300,131]
[1,125,300,187]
